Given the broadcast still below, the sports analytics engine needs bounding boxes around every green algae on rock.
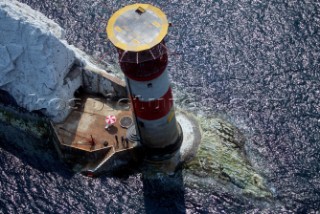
[0,105,50,139]
[184,115,273,199]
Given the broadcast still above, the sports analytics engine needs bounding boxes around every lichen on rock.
[184,115,273,199]
[0,105,50,139]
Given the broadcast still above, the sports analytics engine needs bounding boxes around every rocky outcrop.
[75,48,127,98]
[185,116,272,199]
[0,1,126,123]
[0,1,79,122]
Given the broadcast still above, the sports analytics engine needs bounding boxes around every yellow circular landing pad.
[107,4,169,52]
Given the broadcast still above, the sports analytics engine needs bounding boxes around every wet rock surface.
[185,116,272,199]
[4,0,320,212]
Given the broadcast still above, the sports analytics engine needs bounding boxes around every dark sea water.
[1,0,320,213]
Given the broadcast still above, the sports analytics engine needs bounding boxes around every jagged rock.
[0,0,79,122]
[0,0,127,123]
[185,116,272,199]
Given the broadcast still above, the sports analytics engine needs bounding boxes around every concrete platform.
[53,94,140,175]
[55,95,134,151]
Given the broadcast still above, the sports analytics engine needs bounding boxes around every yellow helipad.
[107,3,169,52]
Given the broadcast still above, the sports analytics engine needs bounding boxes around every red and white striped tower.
[107,4,182,158]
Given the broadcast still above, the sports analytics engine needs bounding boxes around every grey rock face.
[0,0,80,122]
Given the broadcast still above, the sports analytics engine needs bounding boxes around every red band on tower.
[107,4,182,155]
[131,88,173,120]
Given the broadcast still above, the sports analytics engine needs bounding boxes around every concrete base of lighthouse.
[142,123,183,161]
[143,109,202,173]
[176,110,202,163]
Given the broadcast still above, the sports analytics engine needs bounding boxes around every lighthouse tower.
[107,4,182,158]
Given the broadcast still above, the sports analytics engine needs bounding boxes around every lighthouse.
[107,4,182,159]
